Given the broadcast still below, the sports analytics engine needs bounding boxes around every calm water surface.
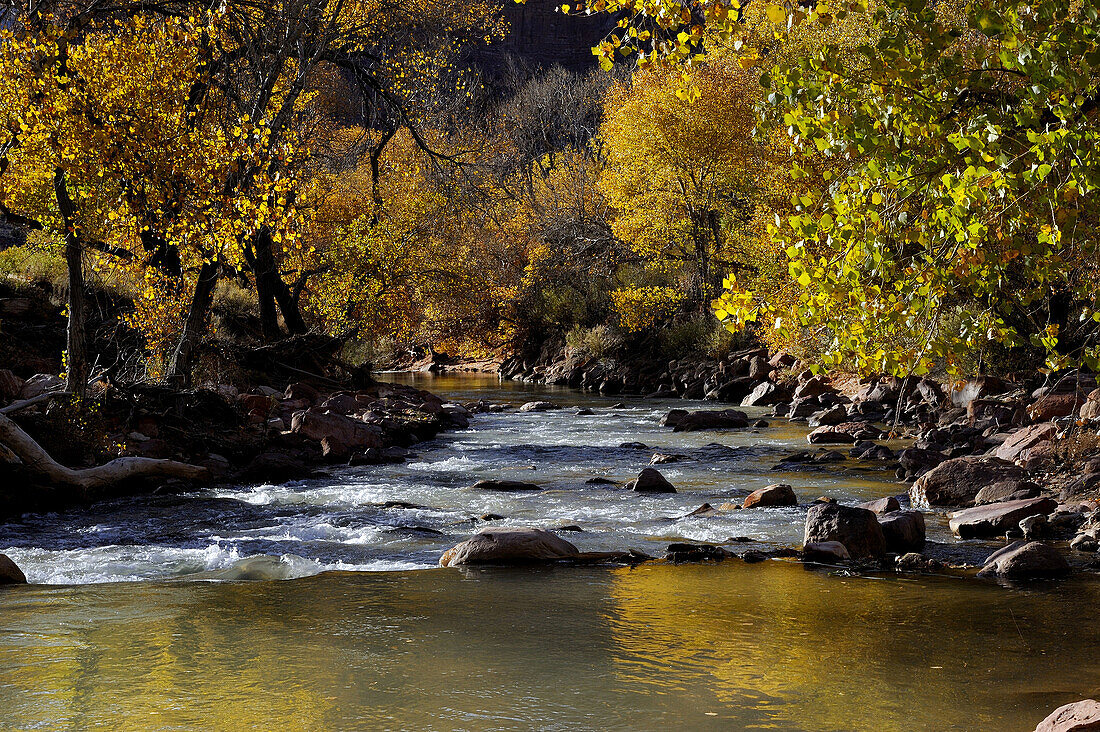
[0,374,1096,730]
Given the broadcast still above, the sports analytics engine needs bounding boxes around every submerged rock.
[804,503,886,559]
[439,527,579,567]
[626,467,676,494]
[470,479,542,492]
[742,484,797,509]
[0,554,27,584]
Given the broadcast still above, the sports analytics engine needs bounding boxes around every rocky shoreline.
[0,370,474,517]
[480,345,1100,581]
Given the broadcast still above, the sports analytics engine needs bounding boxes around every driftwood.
[0,411,208,491]
[0,391,73,415]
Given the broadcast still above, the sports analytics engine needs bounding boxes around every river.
[0,374,1097,730]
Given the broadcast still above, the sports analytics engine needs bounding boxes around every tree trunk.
[271,269,308,335]
[250,230,283,341]
[250,227,308,339]
[0,411,208,492]
[53,169,88,400]
[167,258,220,388]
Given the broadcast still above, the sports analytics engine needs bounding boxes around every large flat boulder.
[910,455,1028,508]
[1029,391,1087,421]
[1034,699,1100,732]
[672,409,749,432]
[804,503,886,559]
[977,540,1070,579]
[290,410,383,451]
[994,423,1057,463]
[948,497,1058,538]
[440,527,579,567]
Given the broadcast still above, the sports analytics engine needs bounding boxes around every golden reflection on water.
[603,561,1100,731]
[0,564,1098,731]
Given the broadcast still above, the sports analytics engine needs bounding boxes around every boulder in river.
[665,543,732,563]
[804,503,886,559]
[626,467,676,493]
[0,554,27,584]
[977,540,1070,580]
[802,541,851,562]
[878,510,926,553]
[742,484,797,509]
[948,497,1058,538]
[672,409,749,432]
[439,527,579,567]
[519,401,562,412]
[660,409,688,427]
[1033,699,1100,732]
[910,455,1028,508]
[470,479,542,492]
[859,496,901,514]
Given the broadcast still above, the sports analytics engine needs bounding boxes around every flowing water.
[0,374,1097,730]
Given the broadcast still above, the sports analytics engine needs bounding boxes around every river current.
[0,374,1097,730]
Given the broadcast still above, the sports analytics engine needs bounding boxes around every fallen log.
[0,411,208,492]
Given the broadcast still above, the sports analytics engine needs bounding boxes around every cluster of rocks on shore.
[0,370,474,504]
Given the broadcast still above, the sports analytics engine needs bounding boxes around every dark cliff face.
[476,0,617,73]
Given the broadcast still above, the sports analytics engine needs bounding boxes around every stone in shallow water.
[859,496,901,514]
[0,554,26,584]
[439,527,579,567]
[977,540,1070,580]
[519,401,561,412]
[879,510,926,553]
[804,503,886,559]
[802,541,850,562]
[626,467,676,494]
[1032,699,1100,732]
[742,484,797,509]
